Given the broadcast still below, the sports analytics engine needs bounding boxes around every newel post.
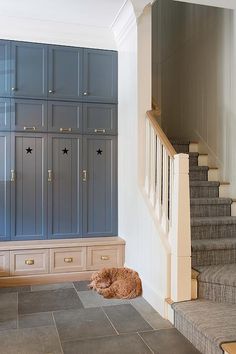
[171,154,191,302]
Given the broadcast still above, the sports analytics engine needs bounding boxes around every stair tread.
[192,237,236,251]
[189,152,199,157]
[190,181,220,187]
[191,198,232,205]
[173,300,236,349]
[195,264,236,287]
[191,216,236,226]
[190,166,209,171]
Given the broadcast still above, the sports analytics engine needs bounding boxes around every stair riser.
[191,204,231,217]
[189,156,198,166]
[192,249,236,267]
[190,186,219,198]
[173,144,189,153]
[199,282,236,304]
[191,224,236,240]
[190,170,208,181]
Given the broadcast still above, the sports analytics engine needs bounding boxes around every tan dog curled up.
[89,267,142,299]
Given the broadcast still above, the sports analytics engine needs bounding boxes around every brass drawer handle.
[64,257,73,263]
[101,255,110,261]
[24,126,36,131]
[82,170,87,182]
[94,129,106,133]
[48,170,53,182]
[11,170,16,182]
[60,128,72,132]
[25,259,34,266]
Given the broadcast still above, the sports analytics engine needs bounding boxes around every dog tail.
[123,278,143,299]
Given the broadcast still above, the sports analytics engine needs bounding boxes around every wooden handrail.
[152,97,161,115]
[147,110,176,158]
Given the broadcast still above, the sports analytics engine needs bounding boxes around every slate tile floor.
[0,281,201,354]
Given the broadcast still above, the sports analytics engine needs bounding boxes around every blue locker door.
[0,40,10,96]
[0,133,10,241]
[48,134,82,239]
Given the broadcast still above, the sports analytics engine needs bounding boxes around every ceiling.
[0,0,126,28]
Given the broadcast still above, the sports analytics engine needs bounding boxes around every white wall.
[115,2,170,316]
[153,0,236,195]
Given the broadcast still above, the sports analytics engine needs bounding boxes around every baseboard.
[142,279,166,318]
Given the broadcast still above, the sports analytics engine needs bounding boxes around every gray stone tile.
[18,312,54,329]
[18,288,83,314]
[73,280,91,291]
[0,326,62,353]
[31,282,73,292]
[140,328,201,354]
[130,297,173,329]
[78,290,130,308]
[0,285,31,294]
[0,292,17,331]
[53,307,116,342]
[103,304,152,334]
[62,333,152,354]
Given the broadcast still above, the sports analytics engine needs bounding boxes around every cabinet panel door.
[48,101,82,133]
[48,134,82,239]
[83,103,117,135]
[11,42,47,98]
[0,133,10,241]
[83,136,118,237]
[11,133,47,240]
[0,98,11,131]
[83,49,118,103]
[48,46,82,100]
[11,99,47,132]
[0,40,10,96]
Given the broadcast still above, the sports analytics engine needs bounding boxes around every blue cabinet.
[0,98,11,131]
[11,42,48,98]
[83,103,117,135]
[10,133,47,240]
[48,101,82,133]
[48,134,82,239]
[83,49,118,103]
[83,136,118,237]
[0,40,10,97]
[0,133,11,241]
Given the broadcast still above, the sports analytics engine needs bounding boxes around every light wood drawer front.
[0,251,10,277]
[10,249,49,276]
[50,247,86,273]
[87,245,123,270]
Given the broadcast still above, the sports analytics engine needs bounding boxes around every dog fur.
[89,267,142,299]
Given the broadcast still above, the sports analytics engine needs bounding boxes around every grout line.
[101,307,119,335]
[52,312,64,354]
[137,332,154,354]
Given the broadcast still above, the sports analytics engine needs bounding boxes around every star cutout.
[97,149,103,155]
[62,148,69,155]
[26,147,33,154]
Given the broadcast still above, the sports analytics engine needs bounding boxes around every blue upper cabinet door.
[48,46,83,100]
[10,133,47,240]
[83,136,118,237]
[48,101,82,133]
[11,42,47,98]
[0,40,10,97]
[0,133,11,241]
[48,134,82,239]
[11,99,47,132]
[83,103,117,135]
[83,49,118,103]
[0,98,11,131]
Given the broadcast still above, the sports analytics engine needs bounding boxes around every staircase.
[171,141,236,354]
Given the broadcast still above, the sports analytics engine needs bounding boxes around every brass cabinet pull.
[48,170,53,182]
[24,126,36,131]
[101,255,109,261]
[64,257,73,263]
[60,128,72,132]
[25,259,34,266]
[11,170,16,182]
[94,129,106,133]
[82,170,87,182]
[48,90,54,94]
[11,87,17,91]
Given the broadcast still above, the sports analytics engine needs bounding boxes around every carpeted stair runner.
[170,139,236,353]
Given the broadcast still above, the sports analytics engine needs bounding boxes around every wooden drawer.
[10,249,49,276]
[50,247,86,273]
[86,245,123,270]
[0,251,10,277]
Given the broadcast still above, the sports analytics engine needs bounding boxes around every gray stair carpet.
[195,264,236,304]
[190,198,232,218]
[190,166,209,181]
[191,216,236,239]
[190,181,220,198]
[172,300,236,354]
[189,152,199,166]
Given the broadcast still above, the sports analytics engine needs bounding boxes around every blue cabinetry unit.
[0,40,10,97]
[48,101,82,133]
[0,98,11,131]
[83,103,117,135]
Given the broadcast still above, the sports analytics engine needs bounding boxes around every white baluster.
[155,138,162,220]
[145,118,151,195]
[161,148,169,233]
[149,126,156,206]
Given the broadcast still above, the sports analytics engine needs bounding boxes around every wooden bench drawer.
[50,247,86,273]
[86,245,123,270]
[0,251,10,277]
[10,249,49,276]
